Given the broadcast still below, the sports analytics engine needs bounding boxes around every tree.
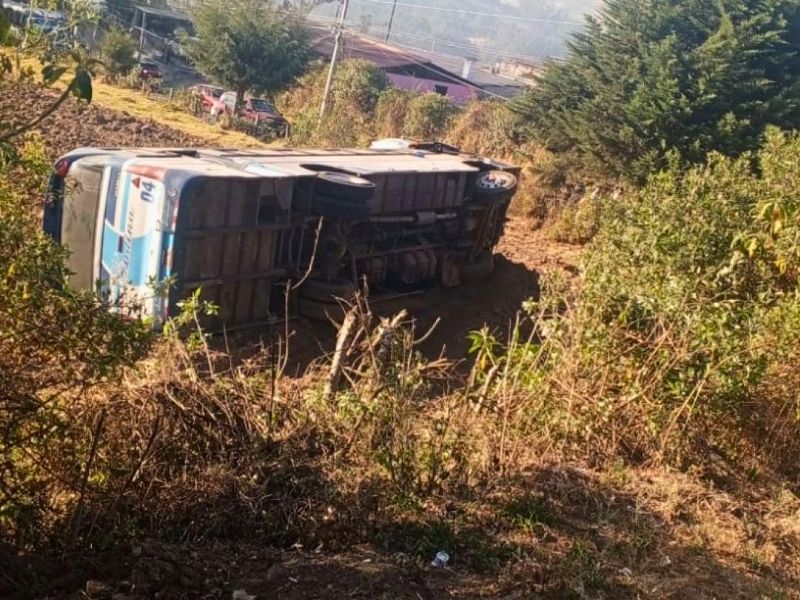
[403,93,458,140]
[101,27,137,78]
[512,0,800,183]
[182,0,311,109]
[278,59,390,146]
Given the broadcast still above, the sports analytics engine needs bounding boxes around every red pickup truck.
[210,91,288,130]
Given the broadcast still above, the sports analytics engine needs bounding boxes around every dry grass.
[16,56,269,148]
[86,84,269,147]
[4,296,800,598]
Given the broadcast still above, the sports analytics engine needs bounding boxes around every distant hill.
[311,0,600,62]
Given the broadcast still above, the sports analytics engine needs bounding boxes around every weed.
[502,494,557,531]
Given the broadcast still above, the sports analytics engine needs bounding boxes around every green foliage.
[548,197,601,244]
[182,0,310,101]
[100,28,137,78]
[374,89,458,141]
[513,0,800,182]
[374,87,414,138]
[280,60,465,147]
[279,59,390,147]
[445,99,520,158]
[471,130,800,468]
[402,92,458,140]
[0,138,152,548]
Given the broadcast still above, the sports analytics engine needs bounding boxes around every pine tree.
[512,0,800,183]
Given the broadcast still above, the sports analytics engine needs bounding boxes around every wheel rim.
[477,171,515,191]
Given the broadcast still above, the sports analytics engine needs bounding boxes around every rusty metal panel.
[385,174,406,213]
[251,278,271,318]
[221,233,241,276]
[369,174,387,214]
[235,279,254,323]
[173,176,289,328]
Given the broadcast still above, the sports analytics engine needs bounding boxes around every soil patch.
[0,81,204,158]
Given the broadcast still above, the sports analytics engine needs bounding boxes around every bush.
[100,28,137,79]
[279,59,389,147]
[402,92,458,140]
[374,87,414,139]
[548,196,601,244]
[446,99,519,158]
[470,130,800,473]
[0,137,152,550]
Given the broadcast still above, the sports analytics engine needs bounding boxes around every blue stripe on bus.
[101,223,119,268]
[128,235,151,286]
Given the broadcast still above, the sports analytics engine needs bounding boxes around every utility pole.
[384,0,398,41]
[138,10,148,51]
[319,0,349,123]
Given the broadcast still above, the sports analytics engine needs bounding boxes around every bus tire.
[473,170,518,203]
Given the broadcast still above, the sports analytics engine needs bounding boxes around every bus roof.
[60,146,513,179]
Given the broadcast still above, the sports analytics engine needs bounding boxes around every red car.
[190,84,224,112]
[211,91,287,129]
[138,62,161,81]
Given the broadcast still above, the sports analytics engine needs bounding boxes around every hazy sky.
[501,0,602,17]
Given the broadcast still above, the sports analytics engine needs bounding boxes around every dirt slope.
[1,81,205,158]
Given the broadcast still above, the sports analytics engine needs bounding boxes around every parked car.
[190,84,224,112]
[211,91,287,129]
[244,97,287,128]
[138,62,162,81]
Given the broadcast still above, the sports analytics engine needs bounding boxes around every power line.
[377,26,556,61]
[347,0,584,27]
[307,15,555,63]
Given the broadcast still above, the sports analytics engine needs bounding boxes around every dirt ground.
[18,464,800,600]
[0,81,206,158]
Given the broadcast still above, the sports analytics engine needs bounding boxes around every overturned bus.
[43,142,519,328]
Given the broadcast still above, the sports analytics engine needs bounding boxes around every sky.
[501,0,603,18]
[312,0,604,60]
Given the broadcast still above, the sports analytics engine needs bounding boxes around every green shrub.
[100,28,137,78]
[548,197,601,244]
[374,87,414,139]
[278,59,389,147]
[446,99,519,158]
[0,137,152,550]
[471,130,800,472]
[402,92,458,140]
